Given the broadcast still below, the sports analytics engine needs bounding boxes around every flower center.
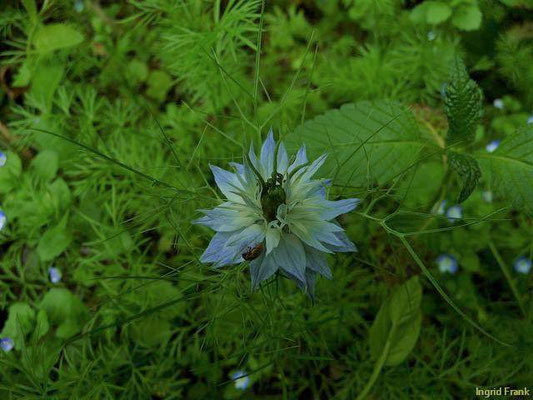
[261,173,286,222]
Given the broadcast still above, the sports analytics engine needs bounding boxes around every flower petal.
[318,198,360,220]
[260,129,276,178]
[277,142,289,175]
[200,232,241,267]
[272,233,306,283]
[288,145,307,173]
[305,246,332,279]
[265,225,281,255]
[250,252,279,289]
[209,165,243,203]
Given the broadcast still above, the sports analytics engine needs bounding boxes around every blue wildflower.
[0,151,6,167]
[482,190,493,203]
[0,210,6,231]
[194,130,359,295]
[49,267,62,284]
[0,337,14,352]
[427,31,436,41]
[527,115,533,125]
[231,370,250,390]
[493,98,504,109]
[446,205,462,223]
[486,140,500,153]
[514,257,532,274]
[436,254,458,274]
[436,199,447,215]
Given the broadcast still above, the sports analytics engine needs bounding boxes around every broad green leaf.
[34,309,50,339]
[146,70,173,102]
[476,125,533,214]
[40,288,88,338]
[286,101,424,187]
[452,4,482,31]
[0,303,36,350]
[48,178,72,211]
[369,277,423,367]
[31,149,59,181]
[389,276,422,326]
[22,0,37,23]
[34,24,84,53]
[448,151,481,203]
[443,58,483,145]
[425,1,452,24]
[29,60,64,112]
[37,217,72,261]
[131,317,172,347]
[0,151,22,194]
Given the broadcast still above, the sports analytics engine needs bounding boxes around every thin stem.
[488,240,526,317]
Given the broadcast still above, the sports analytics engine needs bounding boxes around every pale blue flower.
[231,370,250,390]
[482,190,493,203]
[514,257,532,274]
[436,254,458,274]
[493,98,504,109]
[436,199,447,215]
[0,210,6,231]
[446,205,462,223]
[486,140,500,153]
[49,267,62,283]
[194,130,359,295]
[0,151,6,167]
[74,0,84,12]
[0,337,14,352]
[427,31,436,41]
[527,115,533,124]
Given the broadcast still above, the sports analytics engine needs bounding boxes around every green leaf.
[22,0,37,23]
[34,309,50,339]
[448,151,481,203]
[37,217,72,261]
[443,58,483,145]
[0,303,36,350]
[34,24,84,53]
[146,70,173,102]
[369,277,423,367]
[425,1,452,24]
[30,150,59,181]
[48,178,72,211]
[476,125,533,214]
[29,60,64,112]
[0,151,22,194]
[40,288,88,338]
[452,4,482,31]
[286,101,425,187]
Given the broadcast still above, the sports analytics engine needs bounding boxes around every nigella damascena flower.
[493,98,504,110]
[436,254,458,274]
[0,210,6,231]
[1,337,14,352]
[231,370,250,390]
[194,130,359,295]
[527,115,533,125]
[514,257,532,275]
[0,151,6,167]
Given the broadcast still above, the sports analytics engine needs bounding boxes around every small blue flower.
[446,205,462,223]
[0,151,6,167]
[74,0,84,12]
[493,98,504,109]
[194,130,359,295]
[486,140,500,153]
[527,115,533,124]
[49,267,62,284]
[482,190,493,203]
[231,370,250,390]
[1,337,14,352]
[427,31,436,41]
[436,254,458,274]
[436,199,447,215]
[0,210,6,231]
[514,257,532,274]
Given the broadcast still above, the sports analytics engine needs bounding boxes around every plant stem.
[488,240,526,317]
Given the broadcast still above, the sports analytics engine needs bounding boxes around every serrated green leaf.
[452,4,482,31]
[443,58,483,145]
[286,101,424,187]
[476,125,533,214]
[34,24,84,53]
[448,151,481,203]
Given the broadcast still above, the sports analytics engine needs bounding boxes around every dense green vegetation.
[1,1,532,398]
